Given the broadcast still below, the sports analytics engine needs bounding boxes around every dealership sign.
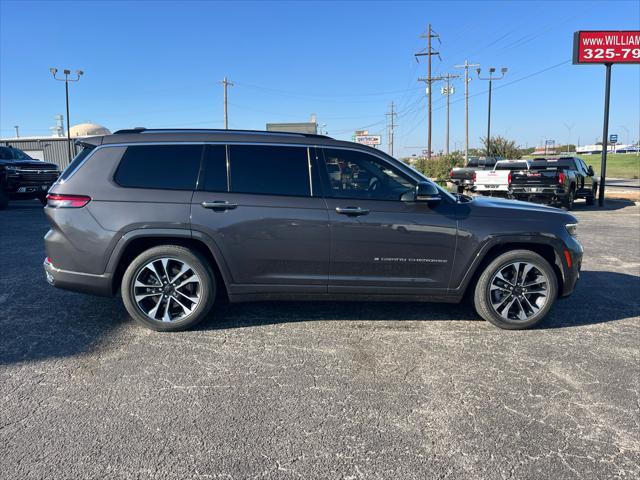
[573,31,640,64]
[572,30,639,207]
[355,135,381,146]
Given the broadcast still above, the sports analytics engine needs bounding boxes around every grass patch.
[524,153,639,179]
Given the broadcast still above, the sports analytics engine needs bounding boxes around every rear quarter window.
[59,146,94,181]
[114,145,203,190]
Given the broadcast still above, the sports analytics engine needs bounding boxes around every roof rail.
[112,127,330,139]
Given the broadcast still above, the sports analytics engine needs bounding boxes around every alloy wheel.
[132,257,201,322]
[489,261,549,321]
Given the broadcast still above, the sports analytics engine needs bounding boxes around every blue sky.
[1,0,638,157]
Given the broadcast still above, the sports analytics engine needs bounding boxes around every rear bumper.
[511,186,566,196]
[43,257,113,297]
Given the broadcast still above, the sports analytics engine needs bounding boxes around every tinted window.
[59,146,94,181]
[201,145,228,192]
[495,161,529,170]
[229,145,310,197]
[530,158,577,170]
[320,148,413,201]
[115,145,202,190]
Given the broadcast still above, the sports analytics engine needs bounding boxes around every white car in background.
[473,160,531,196]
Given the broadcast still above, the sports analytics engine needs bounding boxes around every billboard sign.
[355,130,369,136]
[355,135,381,146]
[573,31,640,64]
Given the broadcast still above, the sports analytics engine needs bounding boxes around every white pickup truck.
[473,160,531,195]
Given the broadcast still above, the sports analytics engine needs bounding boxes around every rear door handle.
[335,206,370,216]
[201,200,238,211]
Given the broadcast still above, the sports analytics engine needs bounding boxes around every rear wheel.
[0,189,8,210]
[121,245,216,331]
[473,249,558,329]
[562,187,575,210]
[585,183,597,206]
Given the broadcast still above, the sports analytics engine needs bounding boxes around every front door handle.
[335,206,370,216]
[201,200,238,211]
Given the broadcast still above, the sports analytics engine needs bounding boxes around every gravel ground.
[1,199,639,480]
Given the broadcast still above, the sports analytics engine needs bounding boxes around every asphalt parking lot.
[1,199,639,479]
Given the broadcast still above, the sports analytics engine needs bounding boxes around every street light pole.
[563,122,575,154]
[476,67,507,158]
[454,60,480,164]
[13,126,19,138]
[50,68,83,163]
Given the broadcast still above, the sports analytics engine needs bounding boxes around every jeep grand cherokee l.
[43,129,583,331]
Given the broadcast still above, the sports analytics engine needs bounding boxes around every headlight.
[566,223,578,237]
[5,166,19,172]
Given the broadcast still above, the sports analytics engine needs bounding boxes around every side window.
[114,145,202,190]
[320,148,414,201]
[59,146,94,181]
[229,145,310,197]
[200,145,228,192]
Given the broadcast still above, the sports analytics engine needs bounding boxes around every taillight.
[449,170,454,178]
[472,172,477,182]
[558,172,565,185]
[508,172,512,184]
[46,194,91,208]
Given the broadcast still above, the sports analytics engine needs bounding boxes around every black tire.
[121,245,217,331]
[562,187,575,210]
[473,249,558,330]
[0,187,8,210]
[585,183,597,206]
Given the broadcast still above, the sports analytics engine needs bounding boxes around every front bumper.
[43,257,113,297]
[558,236,583,297]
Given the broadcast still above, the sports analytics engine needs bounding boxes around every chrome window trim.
[58,140,445,199]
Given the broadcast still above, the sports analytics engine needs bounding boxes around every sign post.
[572,30,639,206]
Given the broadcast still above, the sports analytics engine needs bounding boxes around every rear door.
[190,144,330,293]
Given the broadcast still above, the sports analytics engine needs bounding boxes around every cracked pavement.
[1,199,639,479]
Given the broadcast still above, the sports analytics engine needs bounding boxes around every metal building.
[0,137,80,170]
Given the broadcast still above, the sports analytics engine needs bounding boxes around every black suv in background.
[43,129,583,331]
[0,146,60,209]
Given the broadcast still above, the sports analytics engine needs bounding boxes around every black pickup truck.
[0,146,60,210]
[449,156,504,193]
[509,157,597,209]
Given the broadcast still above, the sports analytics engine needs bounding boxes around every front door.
[191,144,330,293]
[317,148,457,294]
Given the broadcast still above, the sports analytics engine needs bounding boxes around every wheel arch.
[108,230,230,298]
[457,239,564,301]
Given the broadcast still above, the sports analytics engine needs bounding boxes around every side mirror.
[415,181,442,204]
[587,165,595,176]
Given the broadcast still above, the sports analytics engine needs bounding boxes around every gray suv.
[43,128,583,331]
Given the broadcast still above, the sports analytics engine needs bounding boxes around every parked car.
[449,156,504,193]
[473,160,531,196]
[0,145,60,209]
[43,129,582,331]
[510,157,597,209]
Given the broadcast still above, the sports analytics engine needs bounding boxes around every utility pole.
[220,77,234,129]
[454,60,480,164]
[13,125,19,138]
[476,67,507,158]
[563,122,575,154]
[415,23,440,162]
[440,73,460,155]
[386,101,397,156]
[49,68,84,163]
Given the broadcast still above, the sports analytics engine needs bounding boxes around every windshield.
[0,146,33,160]
[495,161,528,170]
[530,158,576,169]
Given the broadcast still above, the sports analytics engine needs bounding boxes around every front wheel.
[121,245,217,331]
[473,250,558,329]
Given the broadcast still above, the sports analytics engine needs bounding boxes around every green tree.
[480,136,522,159]
[415,152,465,182]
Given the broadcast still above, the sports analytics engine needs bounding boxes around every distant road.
[606,178,640,190]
